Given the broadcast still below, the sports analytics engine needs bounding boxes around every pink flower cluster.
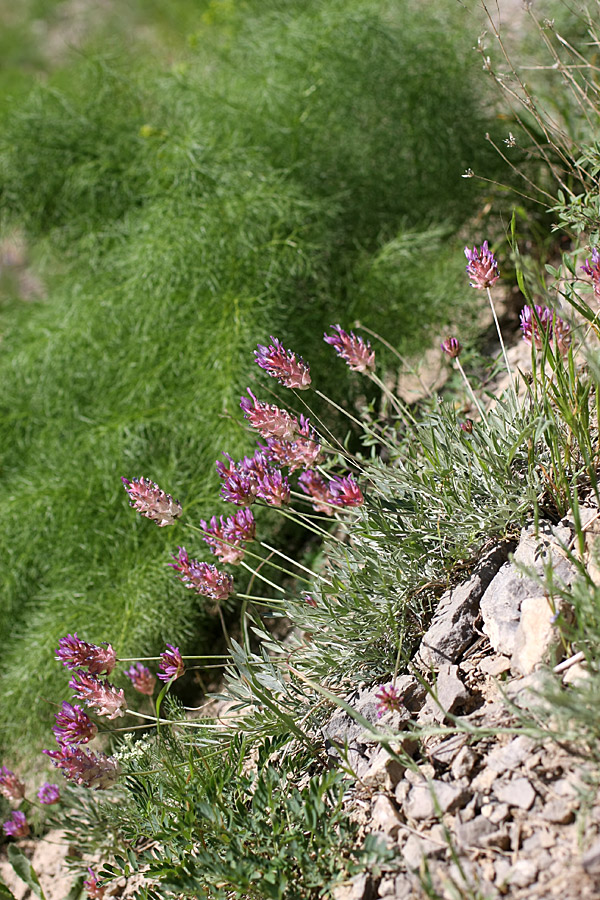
[56,633,116,676]
[240,389,299,440]
[125,662,157,696]
[581,247,600,300]
[199,508,256,564]
[157,644,186,682]
[375,684,404,717]
[259,416,322,473]
[464,240,500,290]
[69,670,126,720]
[121,476,182,527]
[84,868,107,899]
[298,470,363,514]
[324,325,375,373]
[255,337,311,389]
[171,548,234,601]
[43,745,120,791]
[216,450,291,507]
[520,305,571,354]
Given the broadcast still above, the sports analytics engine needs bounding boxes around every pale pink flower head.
[519,304,553,350]
[121,476,182,527]
[255,337,311,389]
[125,663,157,696]
[69,671,126,720]
[298,470,335,515]
[55,633,117,676]
[2,810,29,839]
[581,247,600,300]
[199,508,255,565]
[53,701,98,745]
[375,684,404,718]
[158,644,185,682]
[553,315,571,356]
[460,419,473,434]
[464,240,500,289]
[43,745,120,790]
[240,390,299,440]
[37,782,61,805]
[260,435,323,472]
[440,337,462,359]
[323,325,375,373]
[328,474,364,508]
[84,868,107,899]
[0,766,25,800]
[170,548,235,600]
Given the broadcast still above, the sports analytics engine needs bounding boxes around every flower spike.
[464,240,500,289]
[0,767,25,800]
[121,476,182,527]
[158,644,185,682]
[55,633,116,676]
[324,325,375,373]
[69,671,126,719]
[125,663,157,696]
[43,745,120,790]
[255,337,311,389]
[170,549,235,600]
[2,810,29,838]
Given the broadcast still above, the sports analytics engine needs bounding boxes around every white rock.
[493,777,536,810]
[371,794,403,837]
[511,594,561,675]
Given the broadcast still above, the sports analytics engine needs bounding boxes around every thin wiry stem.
[486,286,517,403]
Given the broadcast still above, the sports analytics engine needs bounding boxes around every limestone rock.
[493,777,536,810]
[361,746,406,790]
[371,795,403,837]
[511,594,562,675]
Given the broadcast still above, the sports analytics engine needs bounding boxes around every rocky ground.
[331,510,600,900]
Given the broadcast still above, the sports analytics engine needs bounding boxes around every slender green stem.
[486,286,518,402]
[259,540,330,584]
[369,371,417,427]
[234,592,287,604]
[455,358,487,422]
[313,388,398,452]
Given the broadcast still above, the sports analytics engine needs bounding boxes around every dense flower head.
[375,684,404,717]
[327,474,364,508]
[53,702,98,745]
[121,476,182,527]
[240,390,299,440]
[37,782,61,805]
[460,419,474,434]
[323,325,375,373]
[440,337,462,359]
[124,663,157,696]
[43,745,120,790]
[158,644,185,682]
[520,304,570,355]
[69,671,126,720]
[464,240,500,289]
[2,810,29,839]
[84,868,107,900]
[0,766,25,800]
[255,337,311,390]
[217,451,290,508]
[170,548,235,600]
[199,508,256,564]
[298,470,335,514]
[304,593,318,608]
[259,415,322,472]
[581,247,600,299]
[55,633,116,676]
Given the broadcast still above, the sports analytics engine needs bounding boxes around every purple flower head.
[304,593,318,608]
[240,390,299,440]
[323,325,375,373]
[260,436,323,472]
[256,467,291,507]
[121,476,182,527]
[199,508,256,565]
[125,663,157,696]
[298,470,335,515]
[460,419,474,434]
[219,467,258,506]
[553,316,572,356]
[55,633,117,676]
[327,474,364,508]
[83,868,107,900]
[440,337,462,359]
[581,247,600,300]
[170,548,235,600]
[43,745,120,790]
[464,240,500,289]
[69,671,126,720]
[2,810,29,839]
[0,767,25,800]
[375,684,404,718]
[519,304,554,349]
[53,701,98,745]
[37,782,61,805]
[255,337,311,390]
[158,644,185,682]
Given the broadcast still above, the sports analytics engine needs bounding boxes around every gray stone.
[479,655,511,676]
[481,802,509,824]
[404,783,435,821]
[402,828,446,868]
[456,814,496,848]
[511,594,562,675]
[418,542,511,667]
[582,838,600,875]
[332,874,372,900]
[480,563,538,655]
[428,733,467,766]
[510,859,538,888]
[371,795,403,838]
[486,735,536,774]
[451,746,477,779]
[436,664,469,713]
[542,799,574,824]
[361,747,406,790]
[493,777,536,810]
